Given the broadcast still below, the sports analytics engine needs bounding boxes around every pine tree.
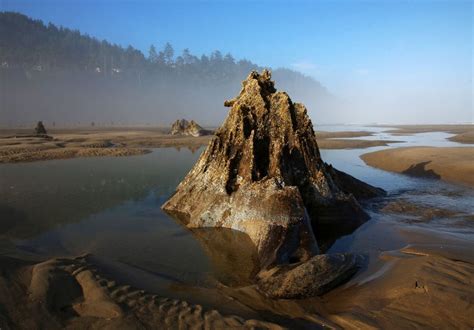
[149,44,158,63]
[163,42,174,65]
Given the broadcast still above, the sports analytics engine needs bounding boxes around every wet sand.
[0,254,285,329]
[324,231,474,329]
[361,147,474,187]
[0,128,396,163]
[316,130,400,149]
[317,139,399,149]
[384,124,473,135]
[0,129,212,163]
[449,131,474,144]
[384,124,474,143]
[1,223,472,329]
[315,131,373,139]
[0,145,149,163]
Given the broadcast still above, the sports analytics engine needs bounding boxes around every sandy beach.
[361,146,474,187]
[1,221,472,329]
[324,231,474,329]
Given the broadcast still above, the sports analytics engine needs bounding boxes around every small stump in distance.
[35,121,47,136]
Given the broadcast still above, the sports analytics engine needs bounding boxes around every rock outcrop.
[257,253,359,298]
[170,119,211,137]
[162,70,384,272]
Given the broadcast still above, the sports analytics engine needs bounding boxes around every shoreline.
[0,130,213,163]
[0,146,151,163]
[361,146,474,187]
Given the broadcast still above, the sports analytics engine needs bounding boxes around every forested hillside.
[0,12,336,127]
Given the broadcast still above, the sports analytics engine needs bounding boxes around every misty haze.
[0,1,473,329]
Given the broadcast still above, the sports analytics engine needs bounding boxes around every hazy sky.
[2,0,473,124]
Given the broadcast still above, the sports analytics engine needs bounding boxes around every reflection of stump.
[188,228,259,286]
[35,121,47,135]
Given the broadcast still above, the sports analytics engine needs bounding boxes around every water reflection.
[0,148,202,239]
[187,228,259,286]
[14,191,214,287]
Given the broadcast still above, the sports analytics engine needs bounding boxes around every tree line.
[0,11,332,127]
[0,12,260,82]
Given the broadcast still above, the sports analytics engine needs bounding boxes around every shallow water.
[316,124,390,133]
[0,127,473,290]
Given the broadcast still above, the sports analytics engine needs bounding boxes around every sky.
[1,0,473,124]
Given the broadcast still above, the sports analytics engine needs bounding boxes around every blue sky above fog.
[2,0,472,124]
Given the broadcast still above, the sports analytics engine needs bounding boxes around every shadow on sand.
[402,161,441,180]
